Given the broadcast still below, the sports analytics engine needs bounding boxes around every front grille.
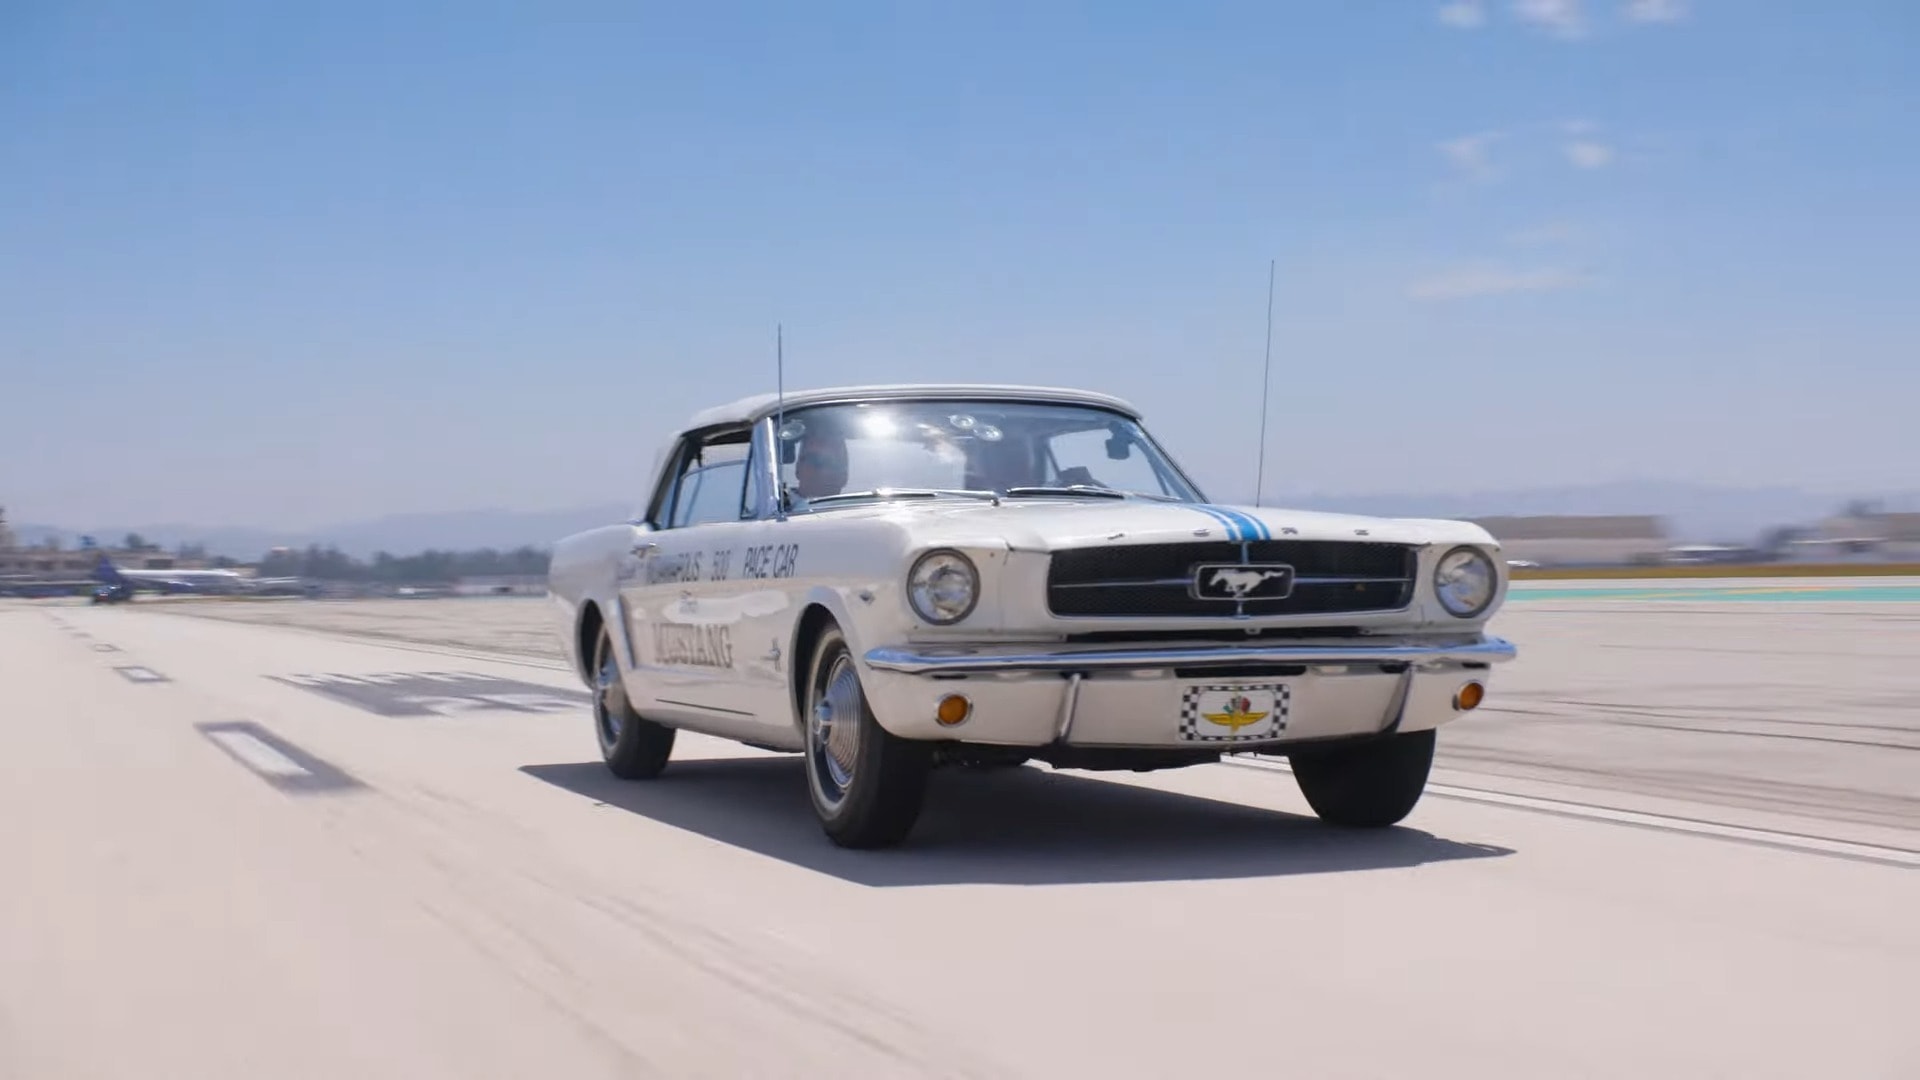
[1046,540,1416,618]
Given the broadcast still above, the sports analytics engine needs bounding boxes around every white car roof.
[631,383,1150,520]
[678,383,1146,433]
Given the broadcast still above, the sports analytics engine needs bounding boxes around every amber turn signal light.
[1454,681,1486,711]
[936,694,973,726]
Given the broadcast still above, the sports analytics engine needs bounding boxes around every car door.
[617,423,765,730]
[711,417,807,736]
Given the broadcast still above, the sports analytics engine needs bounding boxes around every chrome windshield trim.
[864,635,1517,675]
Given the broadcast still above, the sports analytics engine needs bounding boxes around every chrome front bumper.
[863,634,1517,675]
[856,634,1515,746]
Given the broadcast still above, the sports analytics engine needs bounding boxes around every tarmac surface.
[3,588,1916,1078]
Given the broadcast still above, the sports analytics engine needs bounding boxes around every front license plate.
[1179,682,1290,742]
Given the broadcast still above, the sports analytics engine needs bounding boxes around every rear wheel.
[1289,728,1435,828]
[592,623,675,779]
[803,624,931,848]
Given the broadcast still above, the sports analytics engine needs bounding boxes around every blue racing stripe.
[1245,509,1272,542]
[1189,504,1256,542]
[1215,505,1270,542]
[1184,504,1239,540]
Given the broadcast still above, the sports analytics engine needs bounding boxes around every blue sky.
[3,0,1914,529]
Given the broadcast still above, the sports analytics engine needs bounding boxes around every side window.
[661,429,753,528]
[672,462,750,527]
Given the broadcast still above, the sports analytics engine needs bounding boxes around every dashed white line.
[196,721,364,794]
[204,730,313,779]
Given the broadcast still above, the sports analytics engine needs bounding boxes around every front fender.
[778,583,894,736]
[548,522,649,684]
[550,591,585,680]
[786,584,870,671]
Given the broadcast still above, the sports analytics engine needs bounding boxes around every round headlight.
[907,549,979,625]
[1434,546,1496,618]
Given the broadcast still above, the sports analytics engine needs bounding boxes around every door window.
[660,429,753,528]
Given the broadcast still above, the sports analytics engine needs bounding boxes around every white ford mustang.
[547,383,1517,848]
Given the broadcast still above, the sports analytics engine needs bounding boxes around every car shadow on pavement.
[519,755,1514,887]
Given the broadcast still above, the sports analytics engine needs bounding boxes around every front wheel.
[1289,728,1436,828]
[803,624,932,849]
[592,624,675,779]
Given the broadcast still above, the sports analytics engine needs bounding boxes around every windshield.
[774,398,1204,510]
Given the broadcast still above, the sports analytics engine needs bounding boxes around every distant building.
[0,517,213,579]
[0,534,102,577]
[0,551,97,577]
[1469,514,1670,567]
[1787,509,1920,562]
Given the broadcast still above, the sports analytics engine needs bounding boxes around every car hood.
[825,497,1498,552]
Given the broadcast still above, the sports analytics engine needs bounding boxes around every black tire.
[802,624,932,849]
[1289,728,1436,828]
[591,623,675,780]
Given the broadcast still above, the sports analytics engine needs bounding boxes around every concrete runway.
[3,594,1916,1078]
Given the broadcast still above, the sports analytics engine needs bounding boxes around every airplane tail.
[93,553,127,586]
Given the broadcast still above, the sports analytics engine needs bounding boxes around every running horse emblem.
[1207,567,1290,599]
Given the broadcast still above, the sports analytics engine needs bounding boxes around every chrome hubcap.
[595,643,623,744]
[809,654,862,804]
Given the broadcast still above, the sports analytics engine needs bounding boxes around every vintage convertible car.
[547,383,1517,848]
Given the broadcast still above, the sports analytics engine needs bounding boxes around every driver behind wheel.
[787,426,848,509]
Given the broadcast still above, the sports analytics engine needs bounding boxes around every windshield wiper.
[1001,485,1129,499]
[801,487,1002,507]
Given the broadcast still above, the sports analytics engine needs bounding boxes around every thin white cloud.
[1409,264,1593,300]
[1438,1,1487,28]
[1564,139,1615,168]
[1623,0,1687,23]
[1512,0,1588,39]
[1439,131,1504,182]
[1507,222,1583,246]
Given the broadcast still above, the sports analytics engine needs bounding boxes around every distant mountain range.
[12,481,1914,561]
[1244,480,1916,545]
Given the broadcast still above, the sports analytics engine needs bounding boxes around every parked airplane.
[244,576,320,597]
[89,551,244,599]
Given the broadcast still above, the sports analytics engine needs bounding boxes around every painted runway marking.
[269,670,588,718]
[112,665,169,683]
[91,642,119,652]
[195,722,364,794]
[1226,755,1919,869]
[207,730,310,777]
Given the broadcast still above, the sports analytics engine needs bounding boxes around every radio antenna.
[1254,258,1275,507]
[774,323,788,520]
